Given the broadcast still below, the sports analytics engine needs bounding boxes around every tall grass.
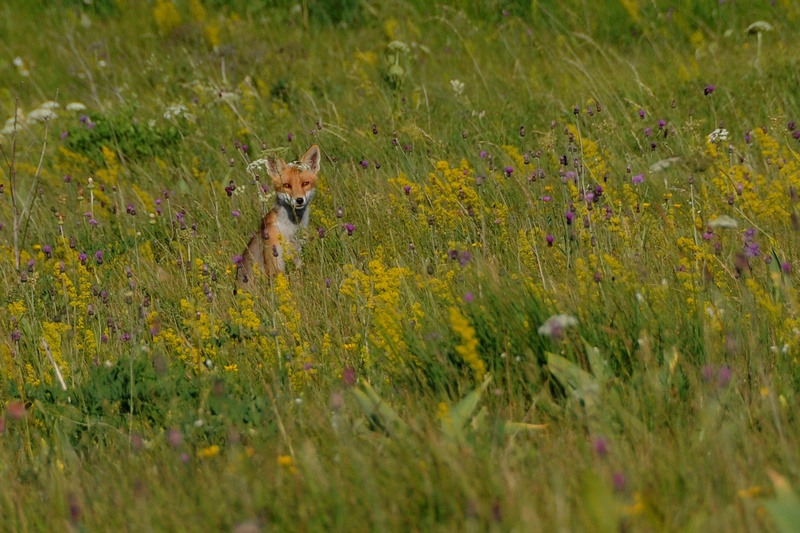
[1,0,799,531]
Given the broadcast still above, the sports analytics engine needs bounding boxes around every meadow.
[1,0,800,531]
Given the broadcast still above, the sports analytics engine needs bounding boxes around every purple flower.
[632,173,645,184]
[464,292,474,303]
[287,132,294,142]
[593,437,608,458]
[658,119,666,130]
[566,211,575,225]
[781,261,791,274]
[42,245,52,258]
[60,131,68,140]
[360,160,368,169]
[638,108,645,119]
[344,223,355,236]
[541,195,551,203]
[403,185,412,195]
[317,227,325,238]
[342,367,356,387]
[718,366,732,387]
[704,84,715,95]
[78,252,88,265]
[231,210,241,218]
[233,255,243,265]
[644,127,652,137]
[504,166,514,176]
[788,121,796,131]
[121,332,131,342]
[479,150,487,158]
[10,329,21,341]
[94,250,104,265]
[546,234,554,247]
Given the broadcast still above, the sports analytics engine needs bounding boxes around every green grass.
[1,0,800,531]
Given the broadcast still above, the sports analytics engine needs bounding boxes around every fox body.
[240,144,320,281]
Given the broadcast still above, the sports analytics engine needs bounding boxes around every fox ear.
[266,158,286,181]
[300,144,321,174]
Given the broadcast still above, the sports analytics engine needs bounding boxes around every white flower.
[98,60,107,68]
[707,128,729,143]
[27,108,57,123]
[66,102,87,112]
[708,215,739,229]
[450,79,465,97]
[38,101,60,110]
[12,56,23,67]
[163,103,195,122]
[538,314,578,337]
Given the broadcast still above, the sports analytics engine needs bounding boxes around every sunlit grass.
[1,0,800,531]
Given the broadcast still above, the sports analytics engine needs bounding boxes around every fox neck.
[275,196,310,235]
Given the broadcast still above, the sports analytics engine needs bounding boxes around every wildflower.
[317,227,325,238]
[360,160,368,169]
[593,437,608,458]
[537,314,578,338]
[403,185,412,195]
[632,173,644,184]
[449,307,485,381]
[638,108,645,119]
[344,223,355,236]
[94,250,104,265]
[708,215,738,229]
[565,211,575,225]
[464,292,474,303]
[707,128,729,143]
[7,401,25,420]
[167,427,183,448]
[546,234,554,247]
[541,195,552,202]
[198,445,220,458]
[479,150,487,158]
[231,210,241,218]
[718,366,732,387]
[450,79,465,96]
[342,367,356,387]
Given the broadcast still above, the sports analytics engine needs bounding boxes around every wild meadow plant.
[1,0,800,531]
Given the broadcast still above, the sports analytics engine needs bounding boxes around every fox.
[239,144,321,282]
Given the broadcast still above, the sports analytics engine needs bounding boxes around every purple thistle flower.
[317,227,325,238]
[632,173,645,184]
[344,223,355,236]
[464,292,474,303]
[231,210,241,218]
[781,261,791,274]
[360,160,368,169]
[504,166,514,177]
[718,366,732,388]
[287,132,294,142]
[233,255,243,265]
[42,245,52,258]
[479,150,487,158]
[658,119,666,130]
[60,131,68,140]
[546,234,555,247]
[94,250,104,265]
[79,252,88,265]
[593,437,608,458]
[793,131,800,141]
[704,84,715,95]
[541,195,552,203]
[10,329,21,342]
[644,127,652,137]
[638,108,645,119]
[565,211,575,225]
[403,185,412,195]
[789,121,796,131]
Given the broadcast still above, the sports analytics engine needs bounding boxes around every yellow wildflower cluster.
[448,306,485,383]
[153,0,182,36]
[339,246,421,373]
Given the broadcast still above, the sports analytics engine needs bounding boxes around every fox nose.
[295,197,305,207]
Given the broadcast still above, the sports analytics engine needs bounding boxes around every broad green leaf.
[351,382,408,436]
[546,352,600,410]
[442,374,492,439]
[583,339,609,383]
[762,470,800,533]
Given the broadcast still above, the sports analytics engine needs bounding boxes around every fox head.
[267,144,321,210]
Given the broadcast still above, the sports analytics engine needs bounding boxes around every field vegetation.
[1,0,800,531]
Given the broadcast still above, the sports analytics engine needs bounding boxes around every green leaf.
[583,340,609,383]
[546,352,600,411]
[762,470,800,533]
[442,374,492,439]
[351,381,408,436]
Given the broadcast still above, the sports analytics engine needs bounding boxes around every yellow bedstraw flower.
[449,307,485,382]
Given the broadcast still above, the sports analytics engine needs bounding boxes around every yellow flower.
[449,307,485,382]
[198,445,220,458]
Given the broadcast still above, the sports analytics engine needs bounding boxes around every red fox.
[239,144,320,281]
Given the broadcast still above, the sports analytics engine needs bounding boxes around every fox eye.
[301,181,310,187]
[282,183,290,189]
